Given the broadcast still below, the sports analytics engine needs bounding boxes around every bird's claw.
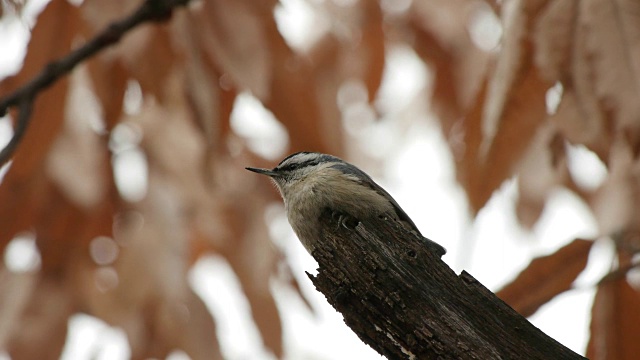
[331,211,359,230]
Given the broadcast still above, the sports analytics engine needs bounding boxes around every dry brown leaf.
[0,270,37,347]
[0,0,84,253]
[172,10,237,150]
[550,88,610,161]
[202,150,285,356]
[453,77,486,211]
[216,192,284,357]
[533,0,577,83]
[5,276,75,360]
[75,177,193,358]
[0,170,45,253]
[86,55,129,130]
[564,11,610,160]
[426,0,552,213]
[122,26,179,103]
[129,97,211,209]
[454,59,549,213]
[170,289,223,360]
[590,139,636,236]
[80,0,139,129]
[45,65,107,209]
[515,125,566,228]
[587,267,640,360]
[265,22,343,153]
[481,0,548,146]
[580,0,640,133]
[482,59,549,211]
[475,66,549,213]
[496,238,593,317]
[200,0,272,100]
[353,1,385,103]
[80,0,143,31]
[471,0,551,209]
[225,228,283,357]
[303,1,385,153]
[545,0,640,162]
[0,0,81,177]
[83,2,178,115]
[318,0,385,103]
[411,0,490,131]
[83,0,177,102]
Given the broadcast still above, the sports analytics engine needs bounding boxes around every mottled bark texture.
[308,210,586,359]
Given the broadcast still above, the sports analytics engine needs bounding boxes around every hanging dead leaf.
[200,0,272,100]
[515,125,566,228]
[590,139,636,236]
[0,271,38,347]
[469,0,552,211]
[162,289,223,360]
[410,0,490,132]
[74,176,196,358]
[217,193,284,357]
[532,0,577,83]
[121,25,179,103]
[0,0,82,177]
[0,0,85,253]
[544,0,640,163]
[563,13,611,160]
[496,238,593,317]
[549,88,610,161]
[172,10,237,151]
[5,275,75,360]
[266,23,343,153]
[46,65,107,209]
[587,261,640,360]
[426,0,552,213]
[580,0,640,134]
[129,97,211,210]
[86,55,129,130]
[80,0,143,31]
[353,1,385,104]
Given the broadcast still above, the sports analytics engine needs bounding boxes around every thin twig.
[0,95,34,164]
[0,0,193,167]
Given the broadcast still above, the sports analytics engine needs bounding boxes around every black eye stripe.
[275,152,343,173]
[277,159,320,172]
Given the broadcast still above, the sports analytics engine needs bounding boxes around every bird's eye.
[276,163,298,172]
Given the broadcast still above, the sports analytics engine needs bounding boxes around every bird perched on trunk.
[246,152,446,257]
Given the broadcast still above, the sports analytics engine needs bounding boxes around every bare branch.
[0,0,194,167]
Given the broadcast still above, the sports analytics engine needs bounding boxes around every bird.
[246,152,446,257]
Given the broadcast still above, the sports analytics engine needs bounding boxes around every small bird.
[246,152,446,257]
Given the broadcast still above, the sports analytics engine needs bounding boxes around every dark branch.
[308,210,587,359]
[0,0,193,166]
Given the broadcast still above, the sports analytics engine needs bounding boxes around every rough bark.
[308,209,586,359]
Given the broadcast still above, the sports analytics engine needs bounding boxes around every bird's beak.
[245,167,279,177]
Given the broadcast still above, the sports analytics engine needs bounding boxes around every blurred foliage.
[1,0,640,359]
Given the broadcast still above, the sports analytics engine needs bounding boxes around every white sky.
[0,0,612,359]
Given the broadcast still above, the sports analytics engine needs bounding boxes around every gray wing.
[330,163,420,232]
[331,163,446,256]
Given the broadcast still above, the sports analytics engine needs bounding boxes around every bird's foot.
[331,210,359,230]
